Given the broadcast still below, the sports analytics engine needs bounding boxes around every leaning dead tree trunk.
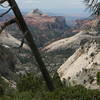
[1,0,55,91]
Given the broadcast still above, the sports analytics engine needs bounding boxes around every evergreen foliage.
[97,72,100,85]
[0,73,100,100]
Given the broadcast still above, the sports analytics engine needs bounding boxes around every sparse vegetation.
[0,74,100,100]
[17,73,46,92]
[97,72,100,85]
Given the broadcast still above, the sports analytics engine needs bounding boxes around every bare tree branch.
[19,31,29,48]
[0,0,6,4]
[0,4,16,17]
[0,7,11,17]
[0,18,16,33]
[84,0,100,16]
[19,39,24,48]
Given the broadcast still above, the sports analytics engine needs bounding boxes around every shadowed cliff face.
[0,45,17,80]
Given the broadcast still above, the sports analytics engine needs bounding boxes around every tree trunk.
[7,0,55,91]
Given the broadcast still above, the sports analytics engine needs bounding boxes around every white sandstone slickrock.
[43,31,91,53]
[58,40,100,89]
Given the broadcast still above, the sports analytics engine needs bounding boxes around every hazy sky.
[16,0,84,9]
[16,0,89,15]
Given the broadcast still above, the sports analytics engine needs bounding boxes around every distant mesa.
[32,9,43,15]
[25,9,68,30]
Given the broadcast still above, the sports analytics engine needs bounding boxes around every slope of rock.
[42,29,100,74]
[43,30,95,53]
[0,31,29,49]
[58,39,100,89]
[43,17,99,54]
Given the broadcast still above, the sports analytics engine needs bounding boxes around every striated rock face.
[43,31,95,75]
[58,39,100,89]
[0,9,68,31]
[43,31,92,53]
[25,9,67,30]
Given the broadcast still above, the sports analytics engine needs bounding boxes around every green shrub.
[97,72,100,85]
[18,56,31,64]
[0,74,100,100]
[0,85,100,100]
[0,85,4,96]
[0,92,33,100]
[42,85,100,100]
[52,72,63,89]
[17,73,45,92]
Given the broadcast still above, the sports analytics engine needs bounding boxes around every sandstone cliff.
[25,9,67,30]
[58,39,100,89]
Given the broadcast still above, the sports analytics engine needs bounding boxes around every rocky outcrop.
[0,31,29,49]
[42,31,91,74]
[25,9,67,30]
[43,31,92,53]
[43,20,100,89]
[58,39,100,89]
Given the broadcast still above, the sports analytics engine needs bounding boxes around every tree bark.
[7,0,55,91]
